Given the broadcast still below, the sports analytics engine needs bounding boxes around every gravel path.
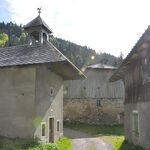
[64,128,113,150]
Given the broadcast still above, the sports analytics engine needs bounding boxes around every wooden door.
[49,118,54,142]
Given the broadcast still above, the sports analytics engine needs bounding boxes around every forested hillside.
[0,22,123,69]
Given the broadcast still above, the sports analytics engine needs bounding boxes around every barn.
[64,63,124,124]
[110,26,150,149]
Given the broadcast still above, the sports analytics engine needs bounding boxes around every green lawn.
[64,122,144,150]
[0,136,72,150]
[64,122,124,136]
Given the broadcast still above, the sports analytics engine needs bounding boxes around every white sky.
[6,0,150,57]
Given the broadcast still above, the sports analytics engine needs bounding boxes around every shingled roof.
[110,26,150,82]
[0,42,85,80]
[0,14,86,80]
[0,42,64,67]
[24,16,52,33]
[87,63,117,69]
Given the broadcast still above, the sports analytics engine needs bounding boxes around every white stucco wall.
[34,65,63,142]
[0,66,36,138]
[0,65,63,142]
[125,101,150,150]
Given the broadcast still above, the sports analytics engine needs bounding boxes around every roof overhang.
[110,26,150,82]
[47,60,86,80]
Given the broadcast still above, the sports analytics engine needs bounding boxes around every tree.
[0,21,123,68]
[118,52,124,65]
[19,32,27,44]
[0,33,8,48]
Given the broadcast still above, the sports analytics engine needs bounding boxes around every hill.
[0,22,123,69]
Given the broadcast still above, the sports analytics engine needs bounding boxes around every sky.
[1,0,150,57]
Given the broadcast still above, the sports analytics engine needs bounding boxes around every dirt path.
[64,128,113,150]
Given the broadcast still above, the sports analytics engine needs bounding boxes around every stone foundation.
[64,98,124,125]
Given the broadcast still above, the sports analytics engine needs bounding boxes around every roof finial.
[37,7,42,16]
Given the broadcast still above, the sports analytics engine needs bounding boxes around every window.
[41,122,46,137]
[31,31,39,43]
[50,87,55,96]
[57,121,60,132]
[66,87,68,93]
[96,100,101,107]
[64,87,68,96]
[132,111,139,136]
[43,32,47,42]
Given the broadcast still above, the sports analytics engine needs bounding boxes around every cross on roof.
[37,7,42,16]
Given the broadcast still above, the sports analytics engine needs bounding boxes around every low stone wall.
[64,98,124,125]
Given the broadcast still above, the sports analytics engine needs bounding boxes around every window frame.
[96,100,101,107]
[132,110,139,136]
[41,122,46,139]
[57,120,60,132]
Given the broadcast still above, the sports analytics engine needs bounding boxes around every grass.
[102,136,144,150]
[64,122,144,150]
[64,122,124,136]
[0,136,72,150]
[57,136,72,150]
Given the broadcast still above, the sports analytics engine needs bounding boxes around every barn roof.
[24,16,52,33]
[87,63,117,70]
[110,26,150,82]
[0,42,85,80]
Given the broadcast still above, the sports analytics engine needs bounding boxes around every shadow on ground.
[119,140,144,150]
[64,128,92,139]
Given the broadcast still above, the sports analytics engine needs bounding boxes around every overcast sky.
[1,0,150,57]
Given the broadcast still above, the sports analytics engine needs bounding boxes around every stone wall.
[64,98,124,124]
[64,68,124,124]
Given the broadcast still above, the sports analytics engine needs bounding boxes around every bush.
[29,143,59,150]
[57,137,72,150]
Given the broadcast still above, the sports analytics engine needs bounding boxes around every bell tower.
[24,8,52,45]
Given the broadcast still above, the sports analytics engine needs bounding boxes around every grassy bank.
[64,122,143,150]
[0,136,72,150]
[102,136,143,150]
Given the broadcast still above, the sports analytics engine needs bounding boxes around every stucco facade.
[34,65,63,142]
[64,65,124,124]
[0,65,63,142]
[0,66,35,138]
[0,14,85,142]
[124,102,150,149]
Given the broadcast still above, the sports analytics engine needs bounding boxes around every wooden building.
[64,63,124,124]
[110,26,150,149]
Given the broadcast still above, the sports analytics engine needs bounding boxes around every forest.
[0,22,123,69]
